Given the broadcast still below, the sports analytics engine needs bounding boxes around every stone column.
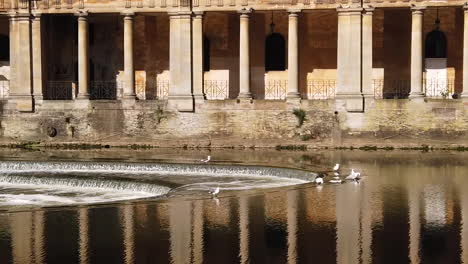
[336,8,363,112]
[9,13,34,112]
[168,12,194,111]
[462,6,468,98]
[410,7,425,97]
[287,9,301,101]
[362,8,374,98]
[192,11,205,103]
[123,12,136,99]
[238,9,252,100]
[9,14,18,99]
[76,11,89,99]
[32,13,43,103]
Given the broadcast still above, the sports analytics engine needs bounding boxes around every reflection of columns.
[336,8,363,112]
[11,212,33,263]
[168,12,194,112]
[239,196,249,264]
[192,200,204,264]
[410,7,425,97]
[32,13,43,102]
[76,12,90,99]
[192,12,205,103]
[286,190,298,264]
[362,8,374,98]
[79,208,89,264]
[462,6,468,97]
[10,13,34,112]
[169,201,192,264]
[458,167,468,263]
[336,183,360,264]
[121,205,135,264]
[122,12,136,99]
[238,9,252,100]
[287,9,300,100]
[33,211,45,264]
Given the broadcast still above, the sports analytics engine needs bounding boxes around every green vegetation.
[292,108,306,127]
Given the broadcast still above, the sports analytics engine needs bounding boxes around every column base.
[193,94,205,105]
[168,95,194,112]
[336,94,364,112]
[409,92,425,98]
[459,92,468,99]
[9,95,34,112]
[76,94,90,100]
[122,94,137,100]
[237,92,252,100]
[286,96,301,106]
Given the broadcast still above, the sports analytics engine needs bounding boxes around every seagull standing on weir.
[201,155,211,163]
[333,163,340,172]
[209,186,220,197]
[345,169,361,181]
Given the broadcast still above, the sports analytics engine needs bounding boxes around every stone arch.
[425,29,447,59]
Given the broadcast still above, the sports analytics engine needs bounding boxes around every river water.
[0,149,466,264]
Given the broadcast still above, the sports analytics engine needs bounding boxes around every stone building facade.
[0,0,468,147]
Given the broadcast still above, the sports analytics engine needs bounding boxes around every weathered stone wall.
[1,98,468,148]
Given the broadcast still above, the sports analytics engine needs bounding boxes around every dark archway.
[203,35,210,72]
[0,35,9,61]
[425,29,447,58]
[265,32,286,71]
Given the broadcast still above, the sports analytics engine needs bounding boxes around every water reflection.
[1,151,468,263]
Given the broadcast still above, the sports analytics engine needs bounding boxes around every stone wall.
[1,98,468,148]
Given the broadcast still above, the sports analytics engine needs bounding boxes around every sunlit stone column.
[79,208,89,264]
[32,13,43,103]
[121,204,135,264]
[462,6,468,98]
[122,11,135,99]
[169,201,192,264]
[238,9,252,100]
[9,14,18,98]
[336,8,363,112]
[168,12,194,111]
[192,11,205,103]
[192,200,204,264]
[410,7,425,98]
[76,11,89,99]
[287,9,300,101]
[239,196,250,264]
[362,8,374,98]
[287,190,298,264]
[9,13,34,112]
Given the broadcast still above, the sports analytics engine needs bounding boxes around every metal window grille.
[265,80,287,100]
[204,80,229,100]
[306,79,336,100]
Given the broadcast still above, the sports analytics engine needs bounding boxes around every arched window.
[0,35,9,61]
[265,32,286,71]
[425,29,447,58]
[203,35,210,72]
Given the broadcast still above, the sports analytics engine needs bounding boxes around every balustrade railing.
[204,80,228,100]
[372,79,410,99]
[45,81,75,100]
[0,80,9,99]
[424,78,458,98]
[135,80,169,100]
[90,81,117,100]
[265,80,287,100]
[306,79,336,100]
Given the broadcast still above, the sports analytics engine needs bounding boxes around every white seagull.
[333,163,340,171]
[209,186,220,197]
[201,155,211,163]
[345,169,361,181]
[315,177,324,185]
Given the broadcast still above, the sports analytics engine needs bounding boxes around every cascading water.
[0,160,316,208]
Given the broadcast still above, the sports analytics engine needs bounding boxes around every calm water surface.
[0,149,467,264]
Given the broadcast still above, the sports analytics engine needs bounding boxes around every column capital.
[193,11,204,18]
[410,6,426,14]
[287,8,301,15]
[74,10,89,18]
[363,7,375,15]
[9,12,31,20]
[121,10,135,17]
[464,2,468,12]
[168,11,192,18]
[31,12,42,19]
[238,7,253,16]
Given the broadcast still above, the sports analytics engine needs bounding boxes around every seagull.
[201,155,211,163]
[315,177,324,185]
[333,163,340,171]
[209,186,220,197]
[345,169,361,181]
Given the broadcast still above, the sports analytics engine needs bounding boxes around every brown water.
[0,149,467,264]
